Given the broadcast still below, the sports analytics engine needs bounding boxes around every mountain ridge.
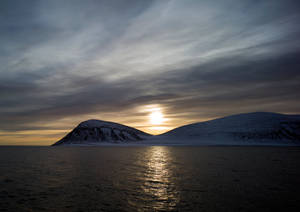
[52,112,300,146]
[154,112,300,144]
[52,119,151,146]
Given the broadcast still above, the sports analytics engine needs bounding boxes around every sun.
[149,111,164,125]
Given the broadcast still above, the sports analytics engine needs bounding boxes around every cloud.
[0,0,300,143]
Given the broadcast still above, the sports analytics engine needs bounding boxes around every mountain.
[151,112,300,145]
[52,112,300,146]
[52,119,151,146]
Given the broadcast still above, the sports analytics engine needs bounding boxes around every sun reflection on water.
[141,146,179,211]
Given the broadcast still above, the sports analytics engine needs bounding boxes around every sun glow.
[138,104,170,134]
[150,111,164,125]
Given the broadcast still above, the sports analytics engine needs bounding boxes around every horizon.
[1,111,298,146]
[1,0,300,145]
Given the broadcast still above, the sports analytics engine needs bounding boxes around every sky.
[1,0,300,145]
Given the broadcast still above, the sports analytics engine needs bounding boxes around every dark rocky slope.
[53,119,151,146]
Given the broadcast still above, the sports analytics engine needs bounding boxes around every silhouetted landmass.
[52,120,151,146]
[53,112,300,146]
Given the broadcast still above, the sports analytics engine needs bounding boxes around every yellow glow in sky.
[144,105,166,126]
[0,104,188,145]
[149,111,164,125]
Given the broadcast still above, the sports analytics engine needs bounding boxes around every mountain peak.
[52,112,300,146]
[52,119,151,146]
[78,119,126,128]
[159,112,300,144]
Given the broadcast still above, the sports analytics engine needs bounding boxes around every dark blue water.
[0,146,300,211]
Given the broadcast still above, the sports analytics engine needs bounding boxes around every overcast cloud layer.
[1,0,300,144]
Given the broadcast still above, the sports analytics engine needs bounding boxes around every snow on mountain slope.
[52,112,300,146]
[52,119,151,146]
[153,112,300,145]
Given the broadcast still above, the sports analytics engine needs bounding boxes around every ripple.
[139,146,180,211]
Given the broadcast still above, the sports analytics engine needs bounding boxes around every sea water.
[0,146,300,211]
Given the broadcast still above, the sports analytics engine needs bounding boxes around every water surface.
[0,146,299,211]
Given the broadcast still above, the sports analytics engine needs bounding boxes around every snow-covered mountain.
[52,119,151,146]
[52,112,300,146]
[151,112,300,145]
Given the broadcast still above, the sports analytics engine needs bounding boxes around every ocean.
[0,146,299,211]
